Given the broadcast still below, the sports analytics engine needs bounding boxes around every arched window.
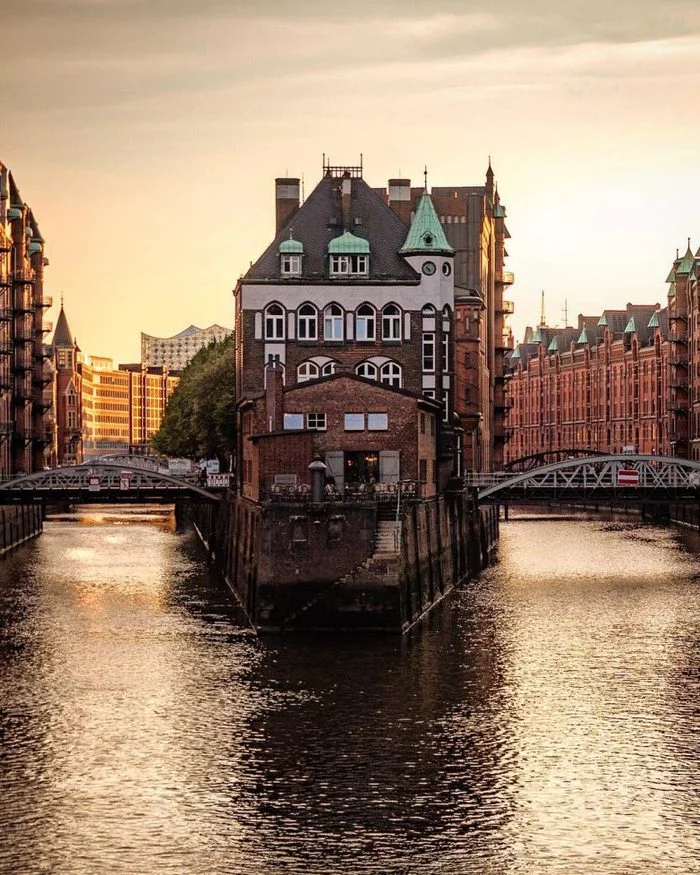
[297,304,317,340]
[297,361,319,383]
[356,362,378,380]
[382,304,401,341]
[380,361,402,387]
[324,304,344,341]
[321,361,336,376]
[356,304,375,341]
[265,304,285,340]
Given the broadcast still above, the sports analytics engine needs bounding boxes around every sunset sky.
[3,0,700,364]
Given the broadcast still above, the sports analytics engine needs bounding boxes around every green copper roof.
[400,193,454,255]
[511,345,521,359]
[493,204,506,218]
[666,262,679,282]
[533,325,543,342]
[548,336,558,352]
[597,314,608,327]
[328,231,370,254]
[577,327,588,344]
[624,316,636,334]
[279,236,304,254]
[668,281,676,299]
[647,311,660,328]
[676,245,695,275]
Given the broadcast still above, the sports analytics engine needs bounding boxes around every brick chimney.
[387,178,412,225]
[275,178,300,233]
[265,355,285,431]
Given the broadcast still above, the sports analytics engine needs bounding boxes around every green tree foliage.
[151,336,236,466]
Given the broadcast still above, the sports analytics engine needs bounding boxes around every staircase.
[373,519,400,558]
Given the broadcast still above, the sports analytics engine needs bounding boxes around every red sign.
[618,469,640,487]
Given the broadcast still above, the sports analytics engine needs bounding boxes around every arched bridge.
[466,455,700,503]
[0,460,224,505]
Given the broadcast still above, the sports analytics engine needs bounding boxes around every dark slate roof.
[52,306,74,348]
[624,304,662,346]
[599,310,629,336]
[284,371,440,407]
[245,175,419,283]
[513,342,539,369]
[576,315,601,346]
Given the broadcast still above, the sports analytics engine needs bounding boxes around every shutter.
[324,451,345,492]
[379,450,400,483]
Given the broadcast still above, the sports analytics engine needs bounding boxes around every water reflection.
[0,507,698,874]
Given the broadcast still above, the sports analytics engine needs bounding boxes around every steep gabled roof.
[245,175,419,282]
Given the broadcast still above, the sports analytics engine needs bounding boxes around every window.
[307,412,327,430]
[380,362,402,387]
[324,305,344,340]
[441,334,449,372]
[297,304,317,340]
[321,361,336,376]
[356,305,375,341]
[382,305,401,341]
[283,413,303,429]
[419,459,427,482]
[281,254,301,276]
[344,413,365,431]
[330,254,368,276]
[422,333,435,371]
[356,362,378,380]
[265,304,285,340]
[420,413,426,434]
[297,361,319,383]
[368,413,388,430]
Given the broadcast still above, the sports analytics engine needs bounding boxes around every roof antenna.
[562,299,568,326]
[301,173,305,203]
[540,290,546,326]
[424,165,428,192]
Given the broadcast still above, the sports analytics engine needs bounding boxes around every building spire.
[424,165,428,192]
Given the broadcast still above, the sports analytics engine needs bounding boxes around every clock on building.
[422,261,437,276]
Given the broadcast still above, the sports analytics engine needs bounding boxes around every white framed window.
[441,334,449,372]
[356,362,378,380]
[380,362,402,387]
[344,413,365,431]
[356,304,375,341]
[284,413,303,430]
[265,304,285,340]
[443,390,450,422]
[321,361,336,376]
[297,304,317,340]
[368,413,388,431]
[307,412,327,430]
[324,305,344,340]
[330,254,368,276]
[297,361,319,383]
[281,254,301,276]
[382,304,401,341]
[422,333,435,372]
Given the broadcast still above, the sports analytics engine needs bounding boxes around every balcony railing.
[498,271,515,285]
[0,308,12,321]
[37,295,53,309]
[12,270,34,285]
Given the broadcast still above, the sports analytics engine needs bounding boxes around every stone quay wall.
[183,490,498,634]
[0,505,43,556]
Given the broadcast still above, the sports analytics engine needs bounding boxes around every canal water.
[0,506,698,874]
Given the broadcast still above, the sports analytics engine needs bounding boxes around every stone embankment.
[182,486,498,634]
[0,505,43,557]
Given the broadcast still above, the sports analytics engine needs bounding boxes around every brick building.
[0,160,53,475]
[505,243,700,464]
[240,359,440,500]
[234,158,512,491]
[51,305,180,461]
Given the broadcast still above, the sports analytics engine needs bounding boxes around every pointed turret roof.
[676,243,695,275]
[52,306,74,348]
[624,316,636,334]
[647,311,660,328]
[577,326,588,345]
[400,192,454,256]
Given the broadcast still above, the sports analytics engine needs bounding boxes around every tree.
[151,335,236,467]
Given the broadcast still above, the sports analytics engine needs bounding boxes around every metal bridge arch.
[0,460,221,502]
[472,455,700,502]
[504,448,607,472]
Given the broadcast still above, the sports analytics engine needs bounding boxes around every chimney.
[275,178,300,233]
[265,355,285,431]
[341,172,352,230]
[387,178,412,225]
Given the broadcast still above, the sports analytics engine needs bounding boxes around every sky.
[2,0,700,363]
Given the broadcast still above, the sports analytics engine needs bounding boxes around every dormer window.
[330,254,368,276]
[281,254,301,276]
[279,235,304,277]
[328,231,370,277]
